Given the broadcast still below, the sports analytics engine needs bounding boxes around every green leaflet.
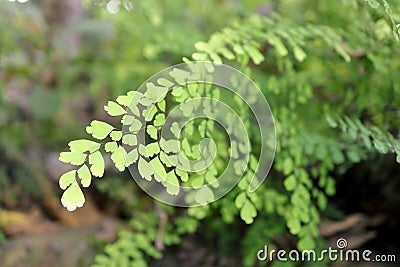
[61,180,85,212]
[146,125,158,140]
[122,134,137,146]
[121,114,135,125]
[282,157,294,175]
[122,116,142,132]
[89,151,105,177]
[233,159,247,175]
[181,138,192,157]
[325,114,338,128]
[166,170,179,195]
[175,168,188,182]
[194,186,214,204]
[171,86,188,102]
[240,200,257,224]
[287,217,301,235]
[59,151,87,165]
[59,170,77,190]
[145,82,168,101]
[160,138,180,153]
[292,45,307,62]
[111,146,126,171]
[170,122,180,138]
[159,151,173,167]
[325,177,336,196]
[126,149,139,166]
[128,104,140,117]
[234,192,247,209]
[284,175,297,191]
[267,32,289,56]
[68,139,101,153]
[187,83,201,97]
[77,164,92,187]
[317,193,327,209]
[205,166,218,186]
[105,141,118,152]
[243,44,264,64]
[238,171,251,190]
[138,144,149,158]
[86,120,114,140]
[146,142,160,157]
[192,52,208,61]
[166,154,178,166]
[157,99,166,112]
[116,91,137,106]
[191,176,204,188]
[157,78,174,87]
[138,157,153,181]
[104,101,126,116]
[129,120,143,132]
[153,113,165,127]
[184,121,194,135]
[142,105,158,121]
[169,68,190,84]
[150,157,167,182]
[139,95,153,106]
[110,130,122,141]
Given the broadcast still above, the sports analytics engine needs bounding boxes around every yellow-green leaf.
[126,149,139,166]
[77,164,91,187]
[86,120,114,140]
[138,157,153,181]
[122,134,137,146]
[68,139,100,153]
[105,141,118,152]
[61,181,85,211]
[175,168,188,182]
[147,125,158,140]
[160,138,180,153]
[111,146,126,171]
[89,151,105,177]
[194,186,214,204]
[59,170,77,190]
[153,113,165,127]
[240,200,257,224]
[235,192,247,209]
[166,170,180,195]
[110,130,122,141]
[145,82,168,101]
[150,156,167,182]
[146,142,160,157]
[104,101,126,116]
[59,151,87,165]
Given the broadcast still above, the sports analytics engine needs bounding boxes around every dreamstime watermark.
[257,238,398,263]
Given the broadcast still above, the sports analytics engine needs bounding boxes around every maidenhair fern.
[366,0,400,41]
[57,1,400,266]
[327,115,400,162]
